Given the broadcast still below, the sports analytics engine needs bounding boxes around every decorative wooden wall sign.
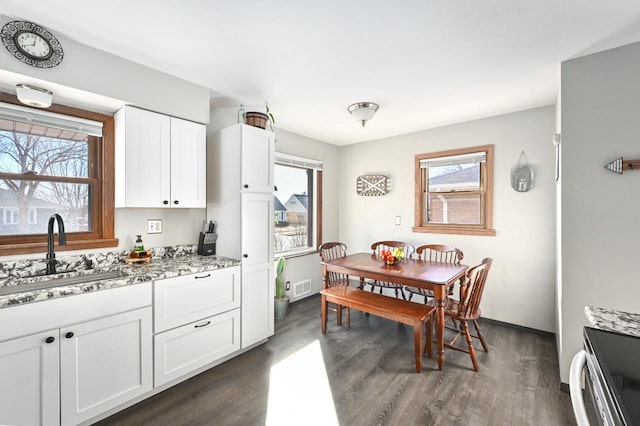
[356,174,388,196]
[604,157,640,174]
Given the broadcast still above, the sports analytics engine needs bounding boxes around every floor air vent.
[293,279,312,298]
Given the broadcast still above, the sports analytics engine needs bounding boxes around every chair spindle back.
[415,244,463,264]
[456,258,493,319]
[319,242,350,288]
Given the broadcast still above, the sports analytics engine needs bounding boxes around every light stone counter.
[0,245,240,309]
[584,306,640,338]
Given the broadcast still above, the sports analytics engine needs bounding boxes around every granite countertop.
[585,306,640,338]
[0,245,240,309]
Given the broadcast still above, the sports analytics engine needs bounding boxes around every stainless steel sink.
[0,270,128,296]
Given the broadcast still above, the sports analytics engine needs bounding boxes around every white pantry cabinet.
[153,267,241,386]
[115,105,206,208]
[241,192,275,347]
[207,124,275,348]
[0,282,153,426]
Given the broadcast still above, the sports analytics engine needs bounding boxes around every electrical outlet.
[147,219,162,234]
[285,281,291,291]
[395,216,401,225]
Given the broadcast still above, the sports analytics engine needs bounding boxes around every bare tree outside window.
[0,124,92,236]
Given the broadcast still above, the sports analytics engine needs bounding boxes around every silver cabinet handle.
[195,321,211,328]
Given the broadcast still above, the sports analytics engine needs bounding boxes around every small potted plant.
[274,256,289,318]
[244,104,275,131]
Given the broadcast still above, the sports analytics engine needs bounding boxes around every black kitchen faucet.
[46,214,66,275]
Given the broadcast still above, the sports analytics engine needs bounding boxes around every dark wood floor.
[96,295,575,426]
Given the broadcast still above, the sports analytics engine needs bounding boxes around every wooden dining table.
[320,252,468,370]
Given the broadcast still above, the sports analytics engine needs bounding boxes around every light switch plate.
[147,219,162,234]
[395,216,401,225]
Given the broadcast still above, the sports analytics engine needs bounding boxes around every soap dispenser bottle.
[134,235,144,252]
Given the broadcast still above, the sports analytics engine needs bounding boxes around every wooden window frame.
[273,159,323,258]
[0,93,118,255]
[413,144,495,237]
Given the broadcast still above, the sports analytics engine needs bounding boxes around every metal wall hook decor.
[604,157,640,174]
[511,151,534,192]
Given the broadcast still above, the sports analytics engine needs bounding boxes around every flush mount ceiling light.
[16,84,53,108]
[347,102,379,127]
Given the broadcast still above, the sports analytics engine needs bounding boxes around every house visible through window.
[274,153,323,255]
[0,96,117,255]
[3,208,17,225]
[414,145,495,236]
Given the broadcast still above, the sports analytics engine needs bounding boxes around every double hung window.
[414,145,495,236]
[0,96,116,254]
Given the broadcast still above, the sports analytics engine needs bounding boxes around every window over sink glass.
[274,153,323,256]
[0,95,117,254]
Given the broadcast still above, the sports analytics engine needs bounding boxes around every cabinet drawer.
[154,266,240,333]
[153,309,240,387]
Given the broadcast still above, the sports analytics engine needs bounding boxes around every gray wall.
[0,14,212,259]
[338,106,557,332]
[559,41,640,382]
[0,14,210,123]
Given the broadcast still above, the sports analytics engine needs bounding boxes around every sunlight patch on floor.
[266,339,339,426]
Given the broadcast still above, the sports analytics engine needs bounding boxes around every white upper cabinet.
[170,117,206,207]
[240,124,275,194]
[115,105,205,208]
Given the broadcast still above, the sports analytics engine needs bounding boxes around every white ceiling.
[3,0,640,145]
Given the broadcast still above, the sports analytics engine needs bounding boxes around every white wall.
[338,106,557,332]
[0,14,212,261]
[208,108,341,301]
[0,14,210,123]
[558,41,640,383]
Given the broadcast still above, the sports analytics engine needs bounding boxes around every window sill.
[0,238,119,257]
[412,226,496,237]
[275,247,318,260]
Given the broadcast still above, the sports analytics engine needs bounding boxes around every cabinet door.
[241,192,275,348]
[241,125,275,193]
[170,117,206,208]
[120,106,171,207]
[154,309,240,387]
[0,330,60,426]
[154,266,240,333]
[60,307,152,425]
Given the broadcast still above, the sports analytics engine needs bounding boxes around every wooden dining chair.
[404,244,464,302]
[366,241,416,299]
[428,257,493,371]
[318,242,356,328]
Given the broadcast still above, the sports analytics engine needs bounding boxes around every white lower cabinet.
[154,266,240,333]
[153,267,241,387]
[154,309,240,386]
[0,265,248,425]
[0,283,153,426]
[0,329,60,426]
[60,307,152,426]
